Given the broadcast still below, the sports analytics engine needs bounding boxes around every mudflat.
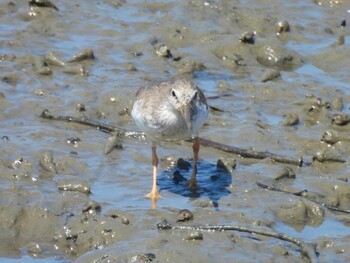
[1,0,350,262]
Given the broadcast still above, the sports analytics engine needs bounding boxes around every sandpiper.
[131,79,208,200]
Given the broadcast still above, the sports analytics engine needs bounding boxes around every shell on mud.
[155,43,173,58]
[57,179,91,194]
[176,209,194,222]
[239,31,256,44]
[184,231,203,241]
[12,157,33,171]
[321,130,340,144]
[29,0,59,11]
[331,113,350,126]
[44,52,65,67]
[39,151,57,173]
[256,41,304,70]
[276,20,290,34]
[68,48,95,62]
[130,253,156,262]
[82,200,101,214]
[62,65,89,76]
[76,103,86,112]
[312,148,346,163]
[37,66,53,75]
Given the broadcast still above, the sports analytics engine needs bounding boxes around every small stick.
[199,138,303,167]
[40,109,303,166]
[157,219,318,263]
[256,182,350,214]
[256,182,307,196]
[40,109,144,138]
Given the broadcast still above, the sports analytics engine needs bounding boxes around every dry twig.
[157,219,318,263]
[40,109,303,166]
[256,182,350,214]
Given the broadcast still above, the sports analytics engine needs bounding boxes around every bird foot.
[146,191,162,199]
[185,180,200,191]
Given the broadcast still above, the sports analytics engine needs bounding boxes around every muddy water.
[1,0,350,262]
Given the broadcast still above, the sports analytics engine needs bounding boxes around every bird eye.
[171,89,177,98]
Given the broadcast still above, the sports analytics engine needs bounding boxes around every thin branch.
[40,109,144,139]
[157,219,318,263]
[40,109,303,166]
[256,182,350,214]
[256,182,308,196]
[199,138,303,166]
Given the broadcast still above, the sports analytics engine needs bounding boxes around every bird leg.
[189,137,200,190]
[146,145,162,199]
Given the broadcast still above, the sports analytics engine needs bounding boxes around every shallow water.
[1,0,350,262]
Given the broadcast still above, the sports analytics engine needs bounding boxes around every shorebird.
[131,79,208,200]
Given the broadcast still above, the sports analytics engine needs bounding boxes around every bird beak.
[180,104,192,134]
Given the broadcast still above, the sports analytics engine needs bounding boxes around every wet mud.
[1,0,350,262]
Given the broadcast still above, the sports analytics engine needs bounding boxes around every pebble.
[12,157,32,170]
[276,20,290,35]
[130,253,156,262]
[239,31,255,44]
[331,113,350,125]
[184,231,203,241]
[67,48,95,62]
[39,151,57,173]
[62,65,89,76]
[76,103,86,112]
[29,0,59,11]
[176,209,194,222]
[82,200,101,214]
[320,130,340,144]
[34,89,45,96]
[313,149,345,163]
[155,43,173,58]
[57,179,91,194]
[37,66,52,75]
[44,52,65,67]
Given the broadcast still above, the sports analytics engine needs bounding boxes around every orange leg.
[146,145,161,199]
[189,137,200,190]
